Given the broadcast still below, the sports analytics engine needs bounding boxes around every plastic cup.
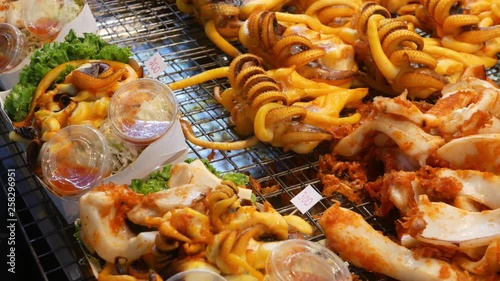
[109,78,178,146]
[166,269,226,281]
[0,23,25,73]
[266,239,352,281]
[23,0,64,41]
[40,125,112,199]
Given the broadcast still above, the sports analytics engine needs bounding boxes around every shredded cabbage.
[99,118,143,174]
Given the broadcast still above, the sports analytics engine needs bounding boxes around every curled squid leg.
[168,67,229,91]
[180,120,259,151]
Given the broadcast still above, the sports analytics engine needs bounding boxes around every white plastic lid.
[0,23,25,73]
[23,0,64,41]
[266,239,352,281]
[109,78,178,146]
[40,125,111,199]
[166,269,226,281]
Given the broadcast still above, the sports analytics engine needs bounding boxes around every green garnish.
[73,219,82,243]
[4,30,133,121]
[130,159,250,195]
[250,193,257,203]
[130,165,172,194]
[221,172,250,186]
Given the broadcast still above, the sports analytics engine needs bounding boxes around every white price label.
[145,52,167,78]
[290,184,323,214]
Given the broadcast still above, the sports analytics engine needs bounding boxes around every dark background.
[1,166,44,281]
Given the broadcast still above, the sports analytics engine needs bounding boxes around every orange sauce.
[27,17,61,41]
[47,163,101,196]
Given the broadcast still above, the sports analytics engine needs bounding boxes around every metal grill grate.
[1,0,498,280]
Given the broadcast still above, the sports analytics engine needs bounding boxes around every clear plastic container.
[166,269,226,281]
[266,239,352,281]
[40,125,112,199]
[0,23,26,73]
[109,78,178,146]
[23,0,64,41]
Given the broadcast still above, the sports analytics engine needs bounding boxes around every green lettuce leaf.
[4,30,133,121]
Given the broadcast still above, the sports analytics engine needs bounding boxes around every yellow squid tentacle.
[265,106,308,126]
[251,91,288,109]
[228,54,264,86]
[205,20,242,58]
[285,49,327,68]
[455,26,500,44]
[253,103,285,142]
[168,67,229,91]
[176,0,193,14]
[180,119,259,150]
[305,0,359,17]
[367,14,400,81]
[280,131,333,145]
[243,74,280,101]
[389,49,438,69]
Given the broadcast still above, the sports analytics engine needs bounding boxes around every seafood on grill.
[239,10,358,87]
[7,59,142,175]
[354,2,498,98]
[175,0,361,61]
[319,204,477,281]
[417,0,500,58]
[175,53,367,154]
[12,60,140,136]
[333,73,500,174]
[319,157,500,279]
[175,0,290,57]
[79,160,314,280]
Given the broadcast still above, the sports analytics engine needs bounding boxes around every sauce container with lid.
[109,78,178,146]
[23,0,64,41]
[40,125,112,200]
[0,23,26,73]
[166,269,227,281]
[266,239,352,281]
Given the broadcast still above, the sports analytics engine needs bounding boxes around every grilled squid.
[79,183,157,263]
[319,204,469,281]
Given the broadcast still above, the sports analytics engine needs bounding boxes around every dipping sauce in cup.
[166,269,226,281]
[0,23,25,73]
[266,239,352,281]
[40,125,112,199]
[23,0,64,41]
[109,78,178,146]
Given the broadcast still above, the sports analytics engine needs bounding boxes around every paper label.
[290,184,323,214]
[145,52,167,78]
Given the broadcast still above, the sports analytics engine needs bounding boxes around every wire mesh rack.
[5,0,494,280]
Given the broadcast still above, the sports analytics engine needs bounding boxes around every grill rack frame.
[1,1,498,280]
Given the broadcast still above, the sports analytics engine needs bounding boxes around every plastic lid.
[109,78,178,146]
[40,125,111,199]
[166,269,226,281]
[23,0,63,41]
[0,23,25,73]
[266,239,352,281]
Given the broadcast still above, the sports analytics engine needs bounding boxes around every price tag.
[145,52,167,78]
[290,184,323,214]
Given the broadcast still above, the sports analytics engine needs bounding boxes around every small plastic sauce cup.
[266,239,352,281]
[0,23,26,73]
[40,125,112,200]
[166,269,226,281]
[109,78,178,146]
[23,0,63,41]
